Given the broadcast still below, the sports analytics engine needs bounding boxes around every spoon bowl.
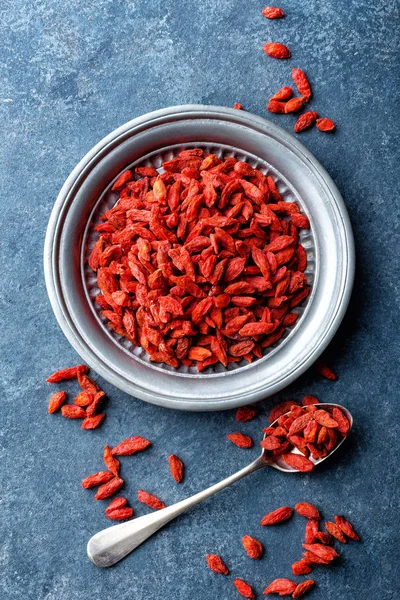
[87,403,353,567]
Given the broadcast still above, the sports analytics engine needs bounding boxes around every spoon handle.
[87,457,264,567]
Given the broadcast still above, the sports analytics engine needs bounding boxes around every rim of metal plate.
[44,105,355,411]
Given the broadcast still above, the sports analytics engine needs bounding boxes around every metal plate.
[44,105,355,411]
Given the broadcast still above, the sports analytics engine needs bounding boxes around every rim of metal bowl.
[44,104,355,411]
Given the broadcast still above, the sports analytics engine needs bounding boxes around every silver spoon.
[87,403,352,567]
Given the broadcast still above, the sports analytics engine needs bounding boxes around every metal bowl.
[44,105,354,411]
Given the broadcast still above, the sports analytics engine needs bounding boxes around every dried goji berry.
[61,405,86,419]
[269,400,299,423]
[315,359,337,380]
[292,579,315,598]
[263,578,296,595]
[304,519,319,544]
[262,6,285,19]
[267,99,287,114]
[137,489,165,509]
[263,42,291,59]
[227,433,253,448]
[282,453,314,472]
[316,117,335,132]
[233,578,255,598]
[325,521,347,543]
[95,477,124,500]
[168,454,184,483]
[46,365,88,383]
[234,103,244,110]
[48,391,67,413]
[295,502,320,520]
[236,405,258,422]
[313,409,338,428]
[106,507,134,521]
[334,515,360,541]
[82,471,114,489]
[271,86,293,101]
[242,535,263,559]
[292,68,312,102]
[81,414,104,429]
[104,445,120,477]
[260,506,293,525]
[301,395,319,406]
[302,543,339,562]
[332,407,350,436]
[105,497,128,514]
[73,390,94,407]
[292,559,313,576]
[206,553,229,574]
[284,97,304,113]
[112,436,151,456]
[294,112,318,133]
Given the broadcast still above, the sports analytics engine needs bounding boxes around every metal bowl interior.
[44,105,354,410]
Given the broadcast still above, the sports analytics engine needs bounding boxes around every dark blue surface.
[1,1,399,598]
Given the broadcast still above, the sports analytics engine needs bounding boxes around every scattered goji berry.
[233,578,255,598]
[315,359,337,380]
[267,99,287,113]
[234,103,244,110]
[168,454,184,483]
[291,68,312,102]
[242,535,263,559]
[105,497,128,514]
[48,391,67,413]
[82,414,105,429]
[227,433,253,448]
[263,578,296,595]
[263,42,291,59]
[236,406,258,422]
[325,521,347,543]
[271,86,293,101]
[46,365,88,383]
[137,489,165,509]
[82,471,114,489]
[61,405,86,419]
[295,502,320,520]
[304,519,319,544]
[106,506,134,521]
[104,445,120,477]
[95,477,124,500]
[260,506,293,525]
[282,453,314,472]
[284,97,304,113]
[262,6,285,19]
[334,515,360,541]
[316,118,335,132]
[112,436,151,455]
[313,409,338,428]
[292,559,313,575]
[294,111,319,133]
[292,579,315,598]
[302,543,339,562]
[206,553,229,575]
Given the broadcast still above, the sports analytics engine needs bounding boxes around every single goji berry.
[313,409,339,428]
[301,395,319,406]
[48,391,67,413]
[295,502,320,520]
[112,436,151,456]
[234,103,244,110]
[292,559,313,575]
[260,506,293,525]
[106,506,134,521]
[292,68,312,102]
[263,42,291,59]
[104,445,120,477]
[263,578,296,595]
[242,535,263,559]
[137,489,165,509]
[95,477,124,500]
[46,365,88,383]
[206,553,229,574]
[315,359,337,380]
[236,406,258,422]
[262,6,285,19]
[168,454,184,483]
[105,497,128,514]
[282,453,315,472]
[302,543,339,562]
[294,111,319,133]
[334,515,360,541]
[61,405,86,419]
[304,519,319,544]
[233,578,255,598]
[325,521,347,543]
[271,86,293,101]
[284,97,304,113]
[82,471,114,489]
[227,433,253,448]
[316,117,335,132]
[292,579,315,598]
[269,400,299,423]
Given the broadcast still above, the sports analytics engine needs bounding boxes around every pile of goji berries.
[47,364,107,429]
[89,149,311,370]
[235,6,335,134]
[206,501,359,598]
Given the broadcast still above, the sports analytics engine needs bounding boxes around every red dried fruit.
[61,405,86,419]
[48,391,67,413]
[260,506,293,525]
[292,580,315,598]
[325,521,347,543]
[262,6,285,19]
[105,497,128,514]
[271,86,293,101]
[106,507,134,521]
[111,170,132,190]
[227,433,253,448]
[295,502,320,520]
[104,445,120,477]
[316,118,335,132]
[301,395,319,406]
[95,477,124,500]
[292,559,312,576]
[315,359,337,380]
[112,436,151,456]
[242,535,263,559]
[313,409,338,428]
[46,365,88,383]
[332,407,350,436]
[282,453,314,472]
[82,471,114,489]
[86,391,106,417]
[233,578,255,598]
[206,553,229,575]
[168,454,184,483]
[291,68,312,102]
[73,390,94,407]
[284,97,304,113]
[261,435,282,450]
[314,531,334,545]
[263,42,291,59]
[234,103,244,110]
[302,543,339,562]
[269,400,299,423]
[81,413,105,429]
[267,99,287,114]
[304,519,319,544]
[288,412,314,436]
[236,406,258,422]
[335,515,360,541]
[137,489,165,510]
[294,112,318,133]
[302,550,330,565]
[263,578,296,595]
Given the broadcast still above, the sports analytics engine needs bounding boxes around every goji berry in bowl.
[44,105,354,410]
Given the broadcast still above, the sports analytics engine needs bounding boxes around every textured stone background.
[1,1,399,598]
